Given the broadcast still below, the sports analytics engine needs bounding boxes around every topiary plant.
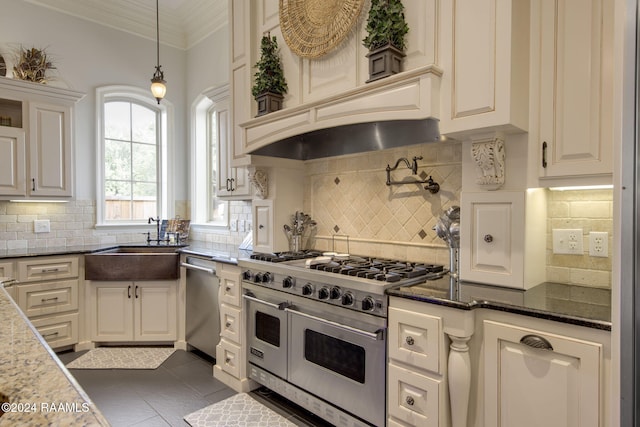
[252,34,288,98]
[362,0,410,51]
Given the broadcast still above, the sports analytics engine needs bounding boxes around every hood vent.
[247,119,441,161]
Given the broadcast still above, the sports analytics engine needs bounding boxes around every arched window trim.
[95,85,175,229]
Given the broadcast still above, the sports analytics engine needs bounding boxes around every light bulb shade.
[150,66,166,103]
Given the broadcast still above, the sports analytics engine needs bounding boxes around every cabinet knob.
[225,286,231,292]
[484,234,493,243]
[405,396,415,406]
[225,357,231,364]
[405,336,415,346]
[259,224,264,229]
[225,322,232,328]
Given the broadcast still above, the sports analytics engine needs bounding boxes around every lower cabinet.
[89,280,177,342]
[484,319,604,427]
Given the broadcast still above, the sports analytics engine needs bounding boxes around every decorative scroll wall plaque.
[471,136,505,190]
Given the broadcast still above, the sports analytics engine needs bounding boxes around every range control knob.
[318,287,330,300]
[262,272,272,283]
[361,296,376,311]
[282,276,295,288]
[341,292,354,306]
[302,283,314,296]
[253,272,263,283]
[330,287,342,299]
[242,270,252,280]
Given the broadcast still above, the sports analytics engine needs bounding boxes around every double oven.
[240,252,445,427]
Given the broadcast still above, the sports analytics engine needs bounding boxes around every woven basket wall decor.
[279,0,365,59]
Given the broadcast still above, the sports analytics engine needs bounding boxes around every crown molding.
[23,0,227,50]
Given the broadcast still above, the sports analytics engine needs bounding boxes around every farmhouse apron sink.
[85,246,180,281]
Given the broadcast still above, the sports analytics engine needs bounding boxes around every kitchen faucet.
[148,216,162,245]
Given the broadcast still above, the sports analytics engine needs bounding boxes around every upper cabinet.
[439,0,530,139]
[0,78,84,200]
[205,86,251,199]
[529,0,614,185]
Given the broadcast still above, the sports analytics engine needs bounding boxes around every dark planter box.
[366,44,406,83]
[255,92,284,117]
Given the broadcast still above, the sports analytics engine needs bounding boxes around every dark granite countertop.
[387,275,611,331]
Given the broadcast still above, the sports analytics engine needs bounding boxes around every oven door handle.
[285,307,385,341]
[243,293,289,310]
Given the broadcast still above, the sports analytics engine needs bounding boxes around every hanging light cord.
[155,0,160,68]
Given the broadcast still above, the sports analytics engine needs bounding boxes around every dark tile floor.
[57,349,332,427]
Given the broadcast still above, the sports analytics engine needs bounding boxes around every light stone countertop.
[0,280,109,426]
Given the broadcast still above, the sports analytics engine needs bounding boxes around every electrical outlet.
[239,220,246,232]
[34,219,50,233]
[589,231,609,257]
[230,219,237,232]
[552,229,584,255]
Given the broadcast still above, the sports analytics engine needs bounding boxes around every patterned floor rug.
[184,393,297,427]
[65,347,176,369]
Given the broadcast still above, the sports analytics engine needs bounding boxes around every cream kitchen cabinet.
[529,0,614,185]
[205,85,250,199]
[483,318,607,427]
[89,280,177,342]
[439,0,530,138]
[213,262,256,392]
[0,261,14,279]
[13,255,81,349]
[388,296,475,427]
[0,78,84,199]
[460,190,546,289]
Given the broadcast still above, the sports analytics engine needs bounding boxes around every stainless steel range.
[240,251,445,427]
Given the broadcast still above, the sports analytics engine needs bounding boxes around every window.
[96,86,173,226]
[191,90,228,227]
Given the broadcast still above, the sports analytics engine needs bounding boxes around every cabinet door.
[218,265,242,307]
[0,261,14,280]
[134,281,177,341]
[388,363,441,427]
[484,320,602,427]
[460,192,525,287]
[0,126,26,196]
[17,256,79,283]
[220,303,242,344]
[31,312,78,349]
[28,102,73,197]
[16,280,78,318]
[91,281,134,341]
[253,200,273,252]
[534,0,613,180]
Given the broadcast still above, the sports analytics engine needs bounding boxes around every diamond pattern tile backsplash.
[304,141,462,262]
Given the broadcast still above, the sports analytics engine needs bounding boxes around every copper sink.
[85,246,180,280]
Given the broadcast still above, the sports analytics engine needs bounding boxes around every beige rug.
[66,347,176,369]
[184,393,297,427]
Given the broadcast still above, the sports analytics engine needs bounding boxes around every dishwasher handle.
[181,262,215,275]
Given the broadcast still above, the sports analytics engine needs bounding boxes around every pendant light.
[150,0,166,103]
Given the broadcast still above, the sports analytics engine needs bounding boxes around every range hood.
[248,119,440,161]
[240,65,443,161]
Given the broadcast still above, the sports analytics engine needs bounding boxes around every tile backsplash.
[0,200,249,252]
[546,188,613,288]
[303,141,463,265]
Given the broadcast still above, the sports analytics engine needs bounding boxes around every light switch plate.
[552,229,583,254]
[34,219,50,233]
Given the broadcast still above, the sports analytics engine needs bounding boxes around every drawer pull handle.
[405,396,415,406]
[405,336,415,346]
[484,234,493,243]
[128,285,131,299]
[41,268,60,273]
[520,334,553,351]
[542,141,548,168]
[135,285,139,298]
[41,297,59,303]
[41,331,59,338]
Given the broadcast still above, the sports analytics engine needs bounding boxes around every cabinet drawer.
[389,307,442,374]
[0,261,14,279]
[216,338,242,379]
[16,280,78,317]
[218,270,241,307]
[31,312,78,349]
[388,363,441,427]
[220,303,242,344]
[17,256,79,282]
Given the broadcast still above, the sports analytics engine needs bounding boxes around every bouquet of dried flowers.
[13,47,55,83]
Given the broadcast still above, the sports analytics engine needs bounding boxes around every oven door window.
[255,311,280,347]
[304,329,365,383]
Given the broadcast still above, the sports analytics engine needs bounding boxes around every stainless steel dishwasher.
[182,256,220,358]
